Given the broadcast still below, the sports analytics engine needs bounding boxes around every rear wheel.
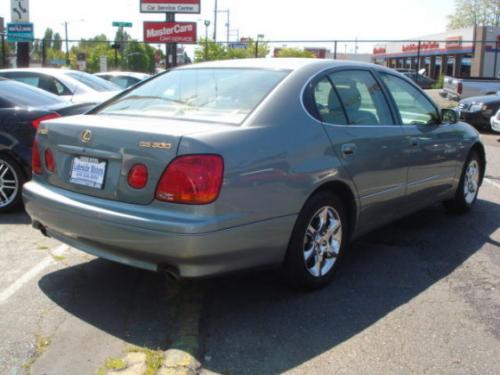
[0,155,24,213]
[283,191,348,290]
[444,151,482,213]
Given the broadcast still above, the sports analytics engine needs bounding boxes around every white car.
[95,71,151,89]
[0,68,121,104]
[491,109,500,133]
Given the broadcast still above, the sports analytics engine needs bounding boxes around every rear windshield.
[66,71,120,92]
[97,68,290,125]
[0,80,65,108]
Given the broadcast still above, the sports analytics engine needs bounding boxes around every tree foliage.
[447,0,500,29]
[194,38,270,62]
[53,33,62,51]
[275,47,315,58]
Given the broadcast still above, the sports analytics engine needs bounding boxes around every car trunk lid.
[37,114,225,205]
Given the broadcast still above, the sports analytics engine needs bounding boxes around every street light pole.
[204,20,210,61]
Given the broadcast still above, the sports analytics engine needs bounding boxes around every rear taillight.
[44,148,56,173]
[155,155,224,205]
[32,139,42,174]
[457,82,463,95]
[32,113,61,129]
[127,164,148,189]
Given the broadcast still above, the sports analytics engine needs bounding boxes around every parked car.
[0,78,95,212]
[24,59,486,289]
[491,109,500,133]
[0,68,121,104]
[395,69,435,89]
[441,76,500,100]
[95,71,151,89]
[457,91,500,130]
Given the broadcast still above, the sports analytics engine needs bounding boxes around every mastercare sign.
[140,0,200,14]
[143,22,197,43]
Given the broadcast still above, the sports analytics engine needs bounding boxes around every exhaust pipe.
[32,221,48,237]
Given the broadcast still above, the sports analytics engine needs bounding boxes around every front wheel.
[444,151,482,213]
[283,191,348,290]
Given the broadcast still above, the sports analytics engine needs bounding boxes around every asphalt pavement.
[0,132,499,375]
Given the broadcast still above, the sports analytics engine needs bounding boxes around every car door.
[378,72,461,210]
[311,69,408,234]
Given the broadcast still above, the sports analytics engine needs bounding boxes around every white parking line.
[0,244,68,304]
[485,178,500,190]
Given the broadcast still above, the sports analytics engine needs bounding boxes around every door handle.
[341,143,356,156]
[410,137,420,147]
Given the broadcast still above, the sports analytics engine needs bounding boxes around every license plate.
[70,156,107,189]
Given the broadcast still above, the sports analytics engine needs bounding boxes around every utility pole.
[65,21,69,65]
[213,0,218,41]
[165,13,177,68]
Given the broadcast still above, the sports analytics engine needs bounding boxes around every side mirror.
[441,108,459,124]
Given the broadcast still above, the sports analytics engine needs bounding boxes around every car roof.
[96,71,150,78]
[178,58,391,73]
[0,67,80,76]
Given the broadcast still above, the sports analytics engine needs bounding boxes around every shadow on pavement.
[0,209,31,225]
[37,198,500,373]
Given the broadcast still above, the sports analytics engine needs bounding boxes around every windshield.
[66,71,120,92]
[97,68,290,125]
[0,80,65,108]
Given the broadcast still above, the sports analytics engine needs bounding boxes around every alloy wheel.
[303,206,342,278]
[0,160,19,209]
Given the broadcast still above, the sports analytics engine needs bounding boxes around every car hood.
[460,94,500,106]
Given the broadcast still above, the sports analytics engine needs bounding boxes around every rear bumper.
[23,181,296,277]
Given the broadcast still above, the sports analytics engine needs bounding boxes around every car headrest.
[334,80,361,112]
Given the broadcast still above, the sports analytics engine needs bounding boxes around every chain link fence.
[1,34,499,81]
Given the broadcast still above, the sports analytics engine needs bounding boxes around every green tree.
[275,47,315,58]
[53,33,62,51]
[43,28,54,49]
[122,41,155,73]
[194,38,228,62]
[447,0,500,29]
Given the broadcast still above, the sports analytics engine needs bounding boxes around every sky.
[0,0,457,53]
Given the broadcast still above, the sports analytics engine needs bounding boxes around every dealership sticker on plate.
[70,156,107,189]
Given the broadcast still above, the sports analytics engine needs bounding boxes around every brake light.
[457,82,463,95]
[44,148,56,173]
[155,155,224,205]
[32,113,61,129]
[127,164,148,189]
[32,139,42,174]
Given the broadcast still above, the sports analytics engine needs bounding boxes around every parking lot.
[0,129,498,375]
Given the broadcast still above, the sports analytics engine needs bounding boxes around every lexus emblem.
[80,130,92,143]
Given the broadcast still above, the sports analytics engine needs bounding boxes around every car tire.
[0,155,25,213]
[283,191,348,290]
[443,151,482,214]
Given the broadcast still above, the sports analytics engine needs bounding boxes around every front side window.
[312,77,348,125]
[98,68,290,125]
[329,70,394,125]
[380,73,439,125]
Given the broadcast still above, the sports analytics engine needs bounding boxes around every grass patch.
[51,254,66,261]
[22,335,51,371]
[96,357,127,375]
[127,346,164,375]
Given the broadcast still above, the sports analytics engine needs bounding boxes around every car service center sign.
[140,0,200,14]
[143,22,197,43]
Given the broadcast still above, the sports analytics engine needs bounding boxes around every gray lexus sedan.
[23,58,486,289]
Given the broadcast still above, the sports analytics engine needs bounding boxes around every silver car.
[0,68,120,104]
[24,59,486,289]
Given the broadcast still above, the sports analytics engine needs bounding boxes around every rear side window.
[312,77,348,125]
[329,70,394,125]
[0,80,65,108]
[6,73,41,88]
[380,73,439,125]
